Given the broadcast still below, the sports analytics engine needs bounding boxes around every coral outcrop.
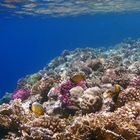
[0,38,140,139]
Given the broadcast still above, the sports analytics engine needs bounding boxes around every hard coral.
[26,115,66,133]
[128,62,140,74]
[59,79,87,108]
[21,115,66,140]
[31,75,60,102]
[59,80,75,107]
[60,80,76,96]
[68,86,84,110]
[87,59,103,71]
[1,39,140,139]
[113,75,129,89]
[12,89,30,101]
[26,73,42,86]
[60,93,71,107]
[80,87,103,114]
[101,69,116,84]
[116,87,140,108]
[130,75,140,86]
[0,100,67,140]
[55,102,140,140]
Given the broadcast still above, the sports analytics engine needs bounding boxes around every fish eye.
[29,103,32,110]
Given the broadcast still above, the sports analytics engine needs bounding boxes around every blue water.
[1,12,140,97]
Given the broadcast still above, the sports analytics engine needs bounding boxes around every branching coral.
[12,88,30,101]
[31,75,60,102]
[59,80,76,106]
[0,100,66,140]
[130,75,140,86]
[116,87,140,108]
[24,115,66,133]
[60,80,76,96]
[20,116,66,139]
[54,102,140,140]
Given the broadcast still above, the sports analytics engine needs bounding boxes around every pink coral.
[130,75,140,86]
[12,89,30,100]
[60,80,75,95]
[60,94,71,106]
[59,80,75,106]
[50,80,86,107]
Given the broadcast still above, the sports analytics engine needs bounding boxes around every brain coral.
[80,87,103,114]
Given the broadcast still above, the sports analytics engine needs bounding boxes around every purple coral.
[60,94,71,106]
[12,89,30,100]
[130,75,140,86]
[59,80,75,106]
[60,80,75,95]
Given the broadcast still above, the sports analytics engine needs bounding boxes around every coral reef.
[0,38,140,139]
[54,101,140,140]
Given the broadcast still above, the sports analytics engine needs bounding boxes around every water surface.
[0,0,140,97]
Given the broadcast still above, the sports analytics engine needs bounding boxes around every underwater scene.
[0,0,140,140]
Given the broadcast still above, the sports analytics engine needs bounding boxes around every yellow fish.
[114,84,122,94]
[30,102,45,116]
[71,73,85,84]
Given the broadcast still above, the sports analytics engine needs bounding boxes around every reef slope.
[0,38,140,140]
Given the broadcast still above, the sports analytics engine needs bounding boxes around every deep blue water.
[0,12,140,97]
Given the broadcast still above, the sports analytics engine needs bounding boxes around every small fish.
[114,84,122,94]
[30,102,45,116]
[103,84,122,101]
[71,73,85,84]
